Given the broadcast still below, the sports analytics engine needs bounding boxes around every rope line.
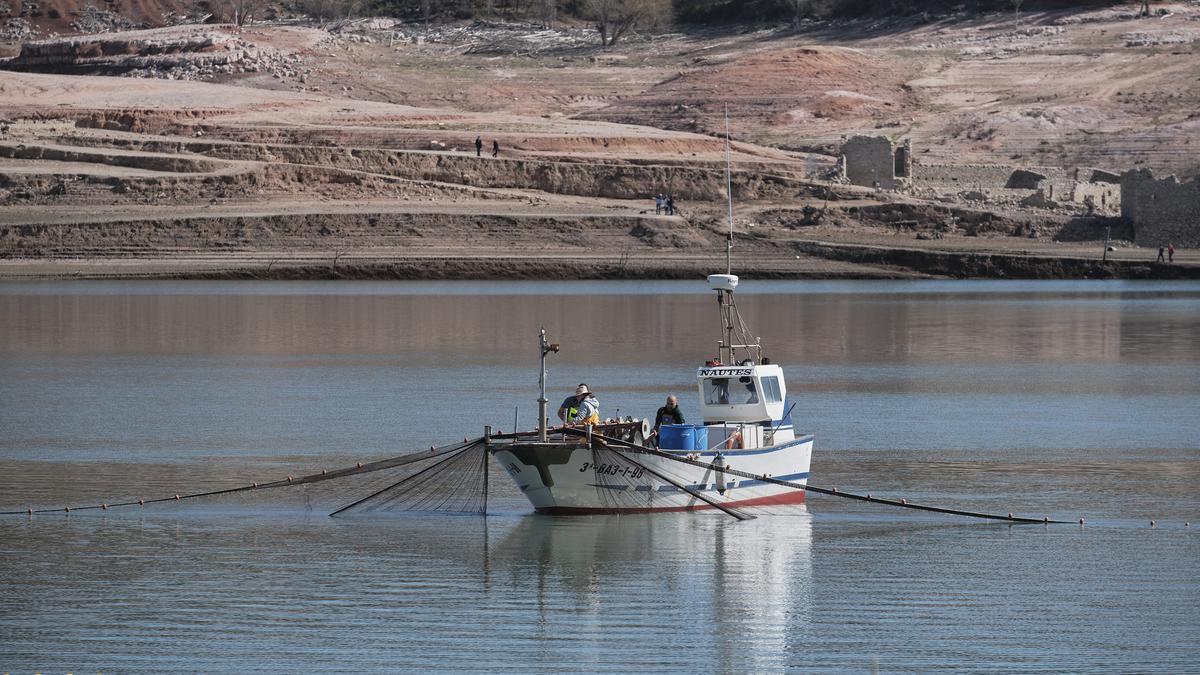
[596,438,754,521]
[1,438,482,516]
[584,431,1072,524]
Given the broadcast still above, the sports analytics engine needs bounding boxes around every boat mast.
[537,328,558,442]
[716,104,739,365]
[724,103,734,275]
[718,286,735,365]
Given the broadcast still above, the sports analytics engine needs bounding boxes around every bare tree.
[229,0,262,26]
[331,244,347,275]
[299,0,334,25]
[1011,0,1024,16]
[540,0,557,29]
[421,0,432,30]
[788,0,807,30]
[1140,0,1151,17]
[584,0,669,48]
[299,0,358,26]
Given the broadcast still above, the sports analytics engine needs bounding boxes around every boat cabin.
[696,363,786,423]
[658,363,790,452]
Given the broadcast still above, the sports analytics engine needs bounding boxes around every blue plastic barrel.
[692,425,709,451]
[659,424,694,450]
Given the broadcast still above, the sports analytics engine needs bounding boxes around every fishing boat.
[488,272,814,514]
[490,103,812,515]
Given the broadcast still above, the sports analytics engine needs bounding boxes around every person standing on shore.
[655,194,664,215]
[666,195,676,216]
[492,139,500,158]
[1168,243,1175,263]
[1157,246,1165,262]
[475,136,482,157]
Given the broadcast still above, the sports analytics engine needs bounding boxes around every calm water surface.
[1,280,1198,672]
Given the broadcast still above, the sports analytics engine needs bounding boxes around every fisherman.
[492,139,500,158]
[651,395,685,443]
[475,136,483,157]
[557,384,600,426]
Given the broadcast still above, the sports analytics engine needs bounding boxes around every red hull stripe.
[536,489,807,515]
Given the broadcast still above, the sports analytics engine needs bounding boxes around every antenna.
[724,103,734,275]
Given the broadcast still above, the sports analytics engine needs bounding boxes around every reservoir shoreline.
[3,241,1197,281]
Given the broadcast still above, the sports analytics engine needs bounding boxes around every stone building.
[1120,169,1200,248]
[911,163,1121,214]
[838,135,911,189]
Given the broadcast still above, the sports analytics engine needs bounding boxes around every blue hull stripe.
[662,435,814,458]
[607,471,810,493]
[734,471,809,488]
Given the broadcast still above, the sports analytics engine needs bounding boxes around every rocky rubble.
[911,24,1067,59]
[0,26,307,82]
[69,3,143,33]
[124,38,306,81]
[160,8,215,26]
[0,17,36,40]
[1121,30,1198,47]
[382,19,601,55]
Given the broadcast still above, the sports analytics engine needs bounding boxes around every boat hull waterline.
[491,435,813,514]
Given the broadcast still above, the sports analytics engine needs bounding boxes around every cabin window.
[740,379,758,404]
[704,378,731,405]
[761,376,782,404]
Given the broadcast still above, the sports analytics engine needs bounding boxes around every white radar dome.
[707,274,739,291]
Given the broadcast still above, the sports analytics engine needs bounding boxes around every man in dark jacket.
[475,136,483,157]
[651,395,685,443]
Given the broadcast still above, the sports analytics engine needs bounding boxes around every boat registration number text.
[579,462,644,479]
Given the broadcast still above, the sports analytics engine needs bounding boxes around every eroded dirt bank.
[0,207,909,279]
[2,206,1196,280]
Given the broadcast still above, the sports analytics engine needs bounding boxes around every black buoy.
[713,453,728,496]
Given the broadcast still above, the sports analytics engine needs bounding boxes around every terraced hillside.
[0,5,1197,278]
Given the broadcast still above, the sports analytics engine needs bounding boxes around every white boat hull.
[491,436,812,514]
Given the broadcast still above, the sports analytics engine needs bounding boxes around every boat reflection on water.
[491,508,813,669]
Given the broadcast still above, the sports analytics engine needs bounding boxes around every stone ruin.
[836,135,1123,216]
[1120,169,1200,248]
[836,141,1199,247]
[835,136,1200,248]
[837,135,911,189]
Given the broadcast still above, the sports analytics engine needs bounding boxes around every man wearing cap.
[558,384,600,426]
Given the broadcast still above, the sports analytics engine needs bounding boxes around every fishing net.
[2,438,489,517]
[332,442,489,516]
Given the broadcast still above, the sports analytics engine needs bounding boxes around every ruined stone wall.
[1121,169,1200,247]
[1069,181,1121,214]
[913,163,1068,188]
[840,136,901,189]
